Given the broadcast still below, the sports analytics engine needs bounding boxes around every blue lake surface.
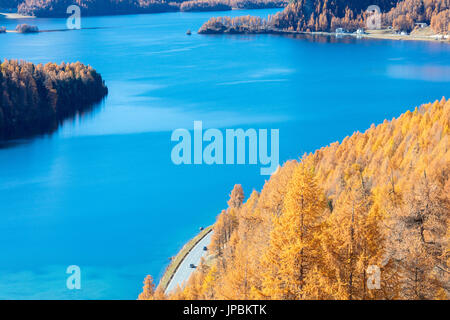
[0,9,449,299]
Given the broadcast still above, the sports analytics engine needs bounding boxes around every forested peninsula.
[0,60,108,140]
[140,98,450,300]
[0,0,287,18]
[198,0,450,38]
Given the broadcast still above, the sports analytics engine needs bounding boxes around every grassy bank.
[283,27,449,43]
[159,225,213,293]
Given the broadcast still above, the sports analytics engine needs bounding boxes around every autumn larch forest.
[139,98,449,300]
[0,60,108,140]
[199,0,450,35]
[0,0,448,302]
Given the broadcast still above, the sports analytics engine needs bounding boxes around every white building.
[415,22,428,29]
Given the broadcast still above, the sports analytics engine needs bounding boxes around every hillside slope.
[141,98,449,300]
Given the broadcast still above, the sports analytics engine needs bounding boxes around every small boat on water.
[186,29,192,35]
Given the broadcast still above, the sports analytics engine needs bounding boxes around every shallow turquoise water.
[0,9,449,299]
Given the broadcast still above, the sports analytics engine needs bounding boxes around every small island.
[0,60,108,140]
[15,23,38,33]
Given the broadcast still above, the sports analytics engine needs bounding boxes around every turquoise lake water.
[0,9,449,299]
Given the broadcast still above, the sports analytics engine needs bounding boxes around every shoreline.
[4,26,110,34]
[302,29,449,43]
[0,12,35,19]
[200,27,449,44]
[0,5,285,20]
[159,226,213,294]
